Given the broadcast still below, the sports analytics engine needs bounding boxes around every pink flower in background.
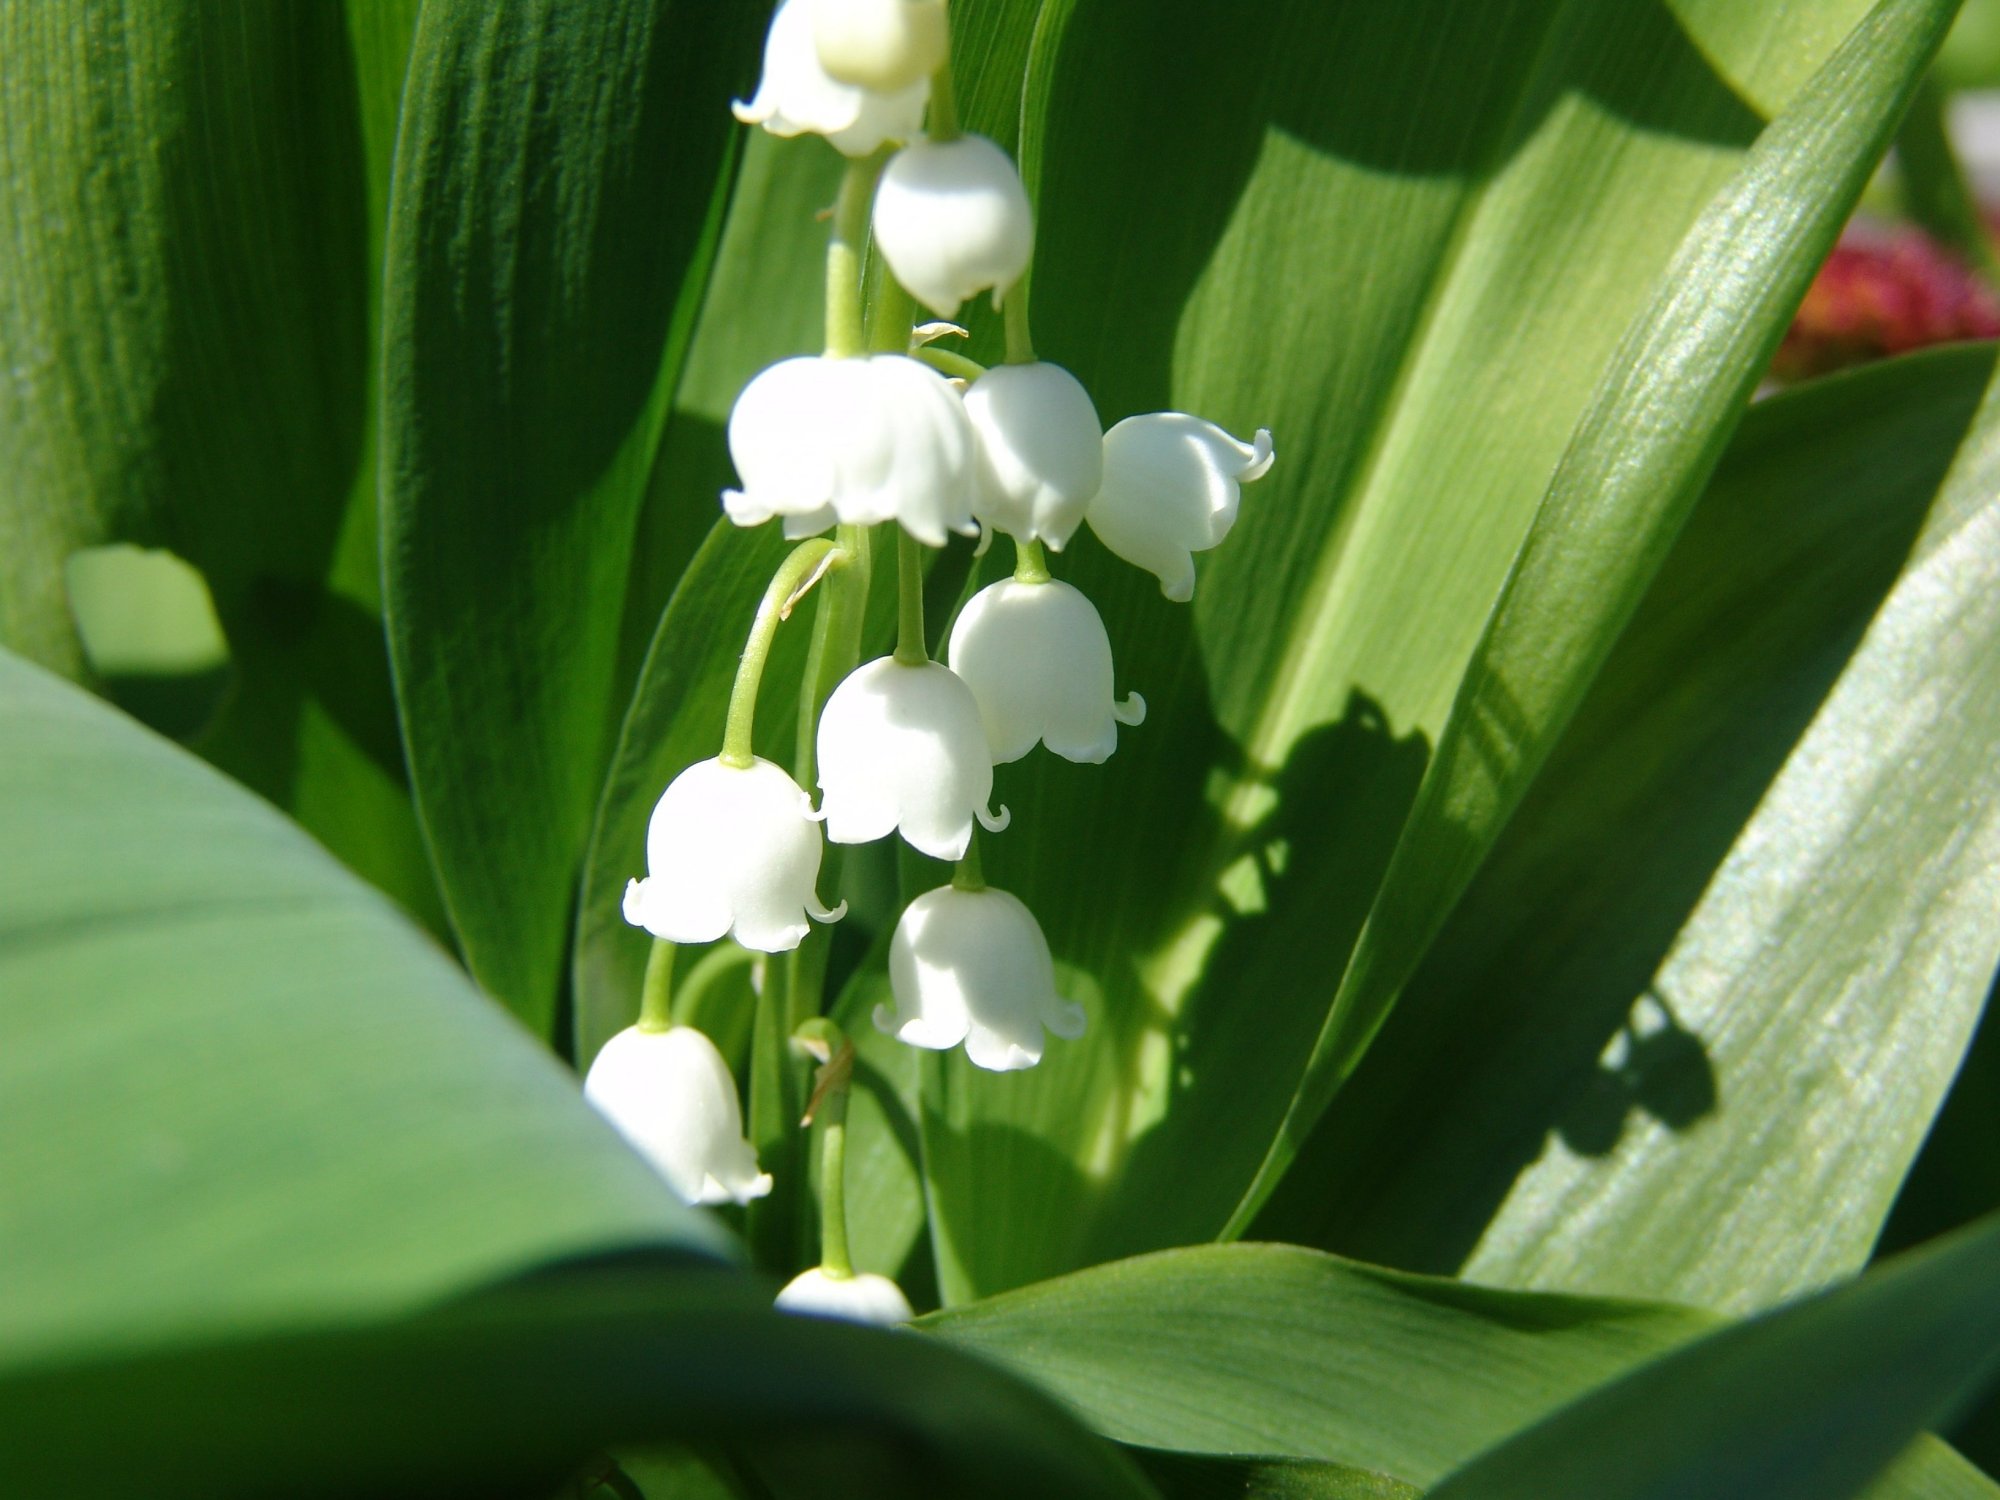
[1775,222,2000,382]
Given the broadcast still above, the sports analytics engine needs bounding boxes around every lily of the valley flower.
[876,884,1085,1071]
[584,1025,773,1205]
[872,134,1034,318]
[775,1266,916,1325]
[623,756,843,953]
[817,656,1007,860]
[946,578,1144,764]
[734,0,927,158]
[808,0,947,93]
[1086,413,1276,602]
[963,362,1103,548]
[723,354,978,545]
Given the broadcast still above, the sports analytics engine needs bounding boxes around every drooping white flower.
[622,756,844,954]
[723,354,978,546]
[584,1025,772,1205]
[872,134,1034,318]
[733,0,928,158]
[807,0,947,92]
[817,656,1007,860]
[1085,414,1276,602]
[875,884,1085,1071]
[775,1266,915,1325]
[946,578,1144,764]
[963,362,1103,549]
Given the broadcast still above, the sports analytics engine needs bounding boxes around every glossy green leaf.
[0,646,725,1367]
[925,1242,1994,1499]
[0,1267,1154,1500]
[926,1243,1713,1486]
[911,0,1908,1303]
[382,0,759,1033]
[1430,1213,2000,1500]
[0,2,443,931]
[1230,0,1961,1235]
[1259,344,2000,1312]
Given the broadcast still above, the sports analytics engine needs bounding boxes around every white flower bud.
[808,0,947,93]
[875,884,1085,1072]
[776,1266,916,1324]
[622,756,844,954]
[946,578,1144,764]
[733,0,928,158]
[817,656,1008,860]
[963,362,1103,549]
[872,135,1034,318]
[584,1025,772,1205]
[1085,414,1275,602]
[724,354,978,547]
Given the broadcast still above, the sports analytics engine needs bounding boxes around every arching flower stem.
[795,1018,857,1278]
[826,149,890,359]
[953,827,985,892]
[914,344,986,382]
[1003,269,1035,363]
[894,525,928,665]
[721,538,844,769]
[638,939,676,1033]
[1012,536,1051,585]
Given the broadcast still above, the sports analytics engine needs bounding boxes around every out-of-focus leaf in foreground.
[0,646,725,1368]
[0,1268,1156,1500]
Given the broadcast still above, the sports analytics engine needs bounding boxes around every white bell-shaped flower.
[733,0,928,159]
[963,362,1103,548]
[946,578,1144,764]
[876,884,1086,1071]
[724,354,978,546]
[1085,414,1276,602]
[584,1025,773,1205]
[776,1266,915,1325]
[817,656,1008,860]
[622,755,843,954]
[808,0,947,92]
[872,134,1034,318]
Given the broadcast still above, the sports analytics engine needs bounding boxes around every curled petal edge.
[1114,691,1147,727]
[977,801,1011,833]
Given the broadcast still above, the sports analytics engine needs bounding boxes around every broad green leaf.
[1135,1451,1423,1500]
[1229,0,1961,1236]
[382,0,760,1033]
[1430,1213,2000,1500]
[0,646,725,1366]
[1258,345,2000,1312]
[0,2,442,930]
[0,1266,1154,1500]
[917,0,1894,1302]
[924,1242,1994,1499]
[925,1243,1713,1486]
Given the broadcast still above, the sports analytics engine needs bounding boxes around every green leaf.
[1257,344,2000,1313]
[382,0,759,1033]
[1135,1450,1423,1500]
[914,0,1902,1303]
[0,646,726,1366]
[924,1242,1994,1499]
[1429,1213,2000,1500]
[1229,0,1962,1236]
[924,1243,1713,1487]
[0,1266,1156,1500]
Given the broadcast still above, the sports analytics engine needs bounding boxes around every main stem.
[1003,270,1035,364]
[953,828,985,891]
[826,151,888,358]
[720,538,841,768]
[894,526,927,665]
